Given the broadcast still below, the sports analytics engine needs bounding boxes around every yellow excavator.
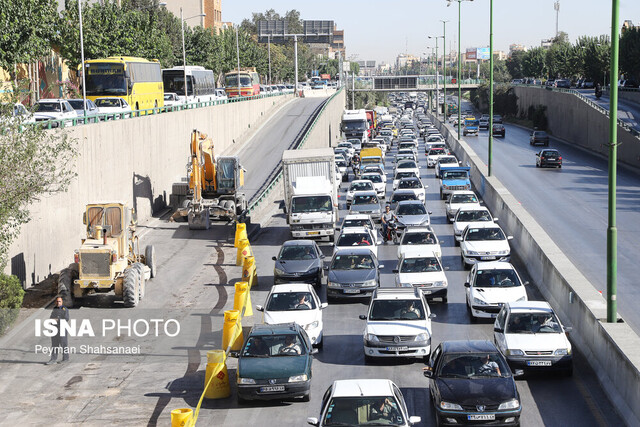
[181,130,247,229]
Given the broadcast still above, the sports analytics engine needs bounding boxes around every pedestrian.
[45,296,70,365]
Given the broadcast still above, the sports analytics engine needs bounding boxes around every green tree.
[545,39,573,79]
[350,62,360,75]
[620,27,640,81]
[0,273,25,335]
[506,50,526,79]
[522,47,546,78]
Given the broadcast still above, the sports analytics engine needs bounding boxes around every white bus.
[162,65,217,104]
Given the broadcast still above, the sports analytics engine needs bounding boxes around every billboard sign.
[257,20,288,43]
[303,20,334,43]
[476,47,490,60]
[466,48,477,60]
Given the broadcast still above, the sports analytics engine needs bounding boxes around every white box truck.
[282,148,338,241]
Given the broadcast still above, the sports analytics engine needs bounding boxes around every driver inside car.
[279,335,301,355]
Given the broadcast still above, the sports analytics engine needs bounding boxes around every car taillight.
[74,252,79,264]
[558,156,562,160]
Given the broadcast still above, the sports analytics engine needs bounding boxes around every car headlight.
[465,184,471,190]
[288,374,308,383]
[327,281,340,289]
[497,250,510,255]
[304,321,320,330]
[498,399,520,410]
[473,297,488,306]
[443,185,449,190]
[420,219,430,226]
[440,401,463,411]
[554,348,570,356]
[291,219,300,223]
[366,333,379,342]
[238,377,256,385]
[363,279,377,288]
[506,349,524,356]
[274,268,285,275]
[433,281,447,288]
[415,333,430,342]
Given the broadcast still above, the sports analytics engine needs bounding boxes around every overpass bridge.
[347,74,482,92]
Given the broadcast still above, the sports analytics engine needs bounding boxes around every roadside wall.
[513,87,640,169]
[6,95,293,287]
[432,114,640,426]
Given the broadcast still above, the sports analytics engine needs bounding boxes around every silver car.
[395,200,432,232]
[349,191,382,222]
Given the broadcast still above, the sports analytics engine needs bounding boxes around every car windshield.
[506,312,563,334]
[397,204,426,215]
[369,299,426,321]
[399,179,421,189]
[343,120,367,131]
[362,174,382,183]
[457,210,491,222]
[331,254,374,270]
[322,396,405,426]
[35,102,61,112]
[465,227,505,241]
[474,269,520,288]
[350,182,374,192]
[353,194,378,205]
[439,157,457,164]
[338,232,372,247]
[343,219,371,229]
[397,161,417,169]
[395,172,417,180]
[450,194,478,204]
[439,353,510,378]
[364,167,384,175]
[95,99,121,108]
[291,195,332,213]
[67,100,86,110]
[265,292,317,311]
[400,257,441,273]
[442,171,468,179]
[402,232,436,245]
[336,160,347,167]
[241,334,306,357]
[278,245,317,261]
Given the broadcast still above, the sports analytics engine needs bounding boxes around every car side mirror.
[359,314,367,320]
[378,264,384,269]
[428,211,432,215]
[392,269,398,273]
[320,302,329,309]
[464,282,470,287]
[443,266,450,271]
[311,348,319,355]
[494,327,504,333]
[272,256,277,261]
[507,236,514,240]
[320,253,325,259]
[493,217,499,222]
[429,313,436,319]
[323,265,329,270]
[256,305,264,312]
[307,417,319,426]
[564,326,573,333]
[422,368,433,378]
[229,351,239,358]
[513,369,525,377]
[409,416,422,425]
[523,281,530,286]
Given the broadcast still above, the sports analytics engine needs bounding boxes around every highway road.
[573,88,640,132]
[445,99,640,333]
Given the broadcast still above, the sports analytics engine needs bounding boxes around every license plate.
[547,158,556,161]
[260,385,285,393]
[307,231,320,235]
[527,360,552,367]
[480,256,496,260]
[343,288,360,294]
[386,346,409,351]
[422,290,432,294]
[468,414,495,421]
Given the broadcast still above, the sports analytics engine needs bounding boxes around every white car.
[256,283,327,347]
[453,206,496,244]
[336,158,349,182]
[335,163,343,184]
[1,102,35,126]
[337,142,355,159]
[426,148,448,168]
[464,262,528,321]
[214,88,228,101]
[396,177,426,202]
[362,165,387,185]
[33,99,77,126]
[434,155,460,178]
[95,97,132,119]
[493,301,573,376]
[340,214,376,234]
[460,222,512,268]
[163,92,181,106]
[361,288,435,361]
[445,190,481,221]
[334,226,381,258]
[307,379,421,426]
[361,173,385,198]
[393,170,419,191]
[394,249,448,302]
[346,180,375,208]
[397,227,442,259]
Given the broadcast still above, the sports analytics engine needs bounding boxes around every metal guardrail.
[514,84,640,139]
[34,92,290,130]
[246,88,344,215]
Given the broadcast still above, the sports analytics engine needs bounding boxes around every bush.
[0,274,25,336]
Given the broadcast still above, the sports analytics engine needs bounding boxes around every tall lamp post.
[78,0,86,121]
[180,8,206,104]
[448,0,474,137]
[428,35,444,119]
[440,20,449,122]
[488,0,494,176]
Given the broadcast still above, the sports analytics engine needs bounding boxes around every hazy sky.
[223,0,640,64]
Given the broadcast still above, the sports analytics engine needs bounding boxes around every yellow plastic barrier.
[236,238,251,266]
[171,408,193,427]
[234,281,253,317]
[204,350,230,399]
[242,256,257,288]
[222,309,243,351]
[234,223,247,248]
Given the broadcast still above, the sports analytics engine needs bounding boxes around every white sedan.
[256,283,327,347]
[360,173,385,198]
[453,206,496,244]
[444,190,481,221]
[345,180,375,208]
[394,249,448,302]
[394,160,420,178]
[95,97,132,120]
[460,223,512,268]
[464,262,527,321]
[397,227,442,259]
[334,226,381,258]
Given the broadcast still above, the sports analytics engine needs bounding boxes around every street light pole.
[294,35,299,96]
[235,25,241,96]
[441,20,449,122]
[180,8,206,104]
[488,0,494,176]
[268,34,272,85]
[78,0,86,121]
[606,0,620,323]
[448,0,473,137]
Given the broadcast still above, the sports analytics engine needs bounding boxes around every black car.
[536,149,562,168]
[492,123,505,137]
[529,130,549,146]
[424,340,522,426]
[554,79,571,89]
[273,240,325,286]
[620,79,639,89]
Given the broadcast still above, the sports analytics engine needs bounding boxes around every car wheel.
[364,354,376,364]
[536,162,539,168]
[302,390,311,402]
[558,165,562,169]
[442,295,448,304]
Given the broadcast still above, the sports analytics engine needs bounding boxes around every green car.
[235,322,316,403]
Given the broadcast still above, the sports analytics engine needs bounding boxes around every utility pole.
[488,0,494,176]
[554,1,560,38]
[268,34,271,85]
[441,20,449,121]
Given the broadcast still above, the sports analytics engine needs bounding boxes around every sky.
[223,0,640,64]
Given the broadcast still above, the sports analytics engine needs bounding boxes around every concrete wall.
[299,89,346,150]
[431,114,640,426]
[513,87,640,169]
[6,95,293,286]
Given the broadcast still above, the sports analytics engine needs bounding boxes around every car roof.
[457,205,491,213]
[507,301,554,312]
[249,322,301,336]
[392,189,417,195]
[332,379,395,397]
[282,240,315,247]
[397,200,424,206]
[353,191,377,196]
[339,226,371,234]
[373,288,422,300]
[448,190,476,197]
[400,248,438,258]
[343,214,373,221]
[402,227,433,233]
[466,222,501,229]
[475,261,516,270]
[333,247,377,257]
[440,340,498,353]
[271,283,316,294]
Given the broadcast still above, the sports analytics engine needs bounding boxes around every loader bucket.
[188,208,211,230]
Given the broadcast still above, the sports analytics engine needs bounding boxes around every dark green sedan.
[235,322,316,403]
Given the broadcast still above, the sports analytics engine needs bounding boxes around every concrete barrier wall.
[300,89,346,150]
[431,114,640,426]
[6,95,293,286]
[513,87,640,169]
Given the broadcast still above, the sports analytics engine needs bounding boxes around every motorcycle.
[382,220,399,244]
[595,89,602,100]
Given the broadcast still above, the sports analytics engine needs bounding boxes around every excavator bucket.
[188,207,210,230]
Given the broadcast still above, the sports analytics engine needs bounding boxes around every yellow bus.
[82,56,164,111]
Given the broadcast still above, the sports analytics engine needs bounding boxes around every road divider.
[236,238,251,266]
[204,350,231,399]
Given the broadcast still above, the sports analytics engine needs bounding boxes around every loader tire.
[57,267,77,308]
[145,245,156,278]
[133,262,146,300]
[122,267,139,307]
